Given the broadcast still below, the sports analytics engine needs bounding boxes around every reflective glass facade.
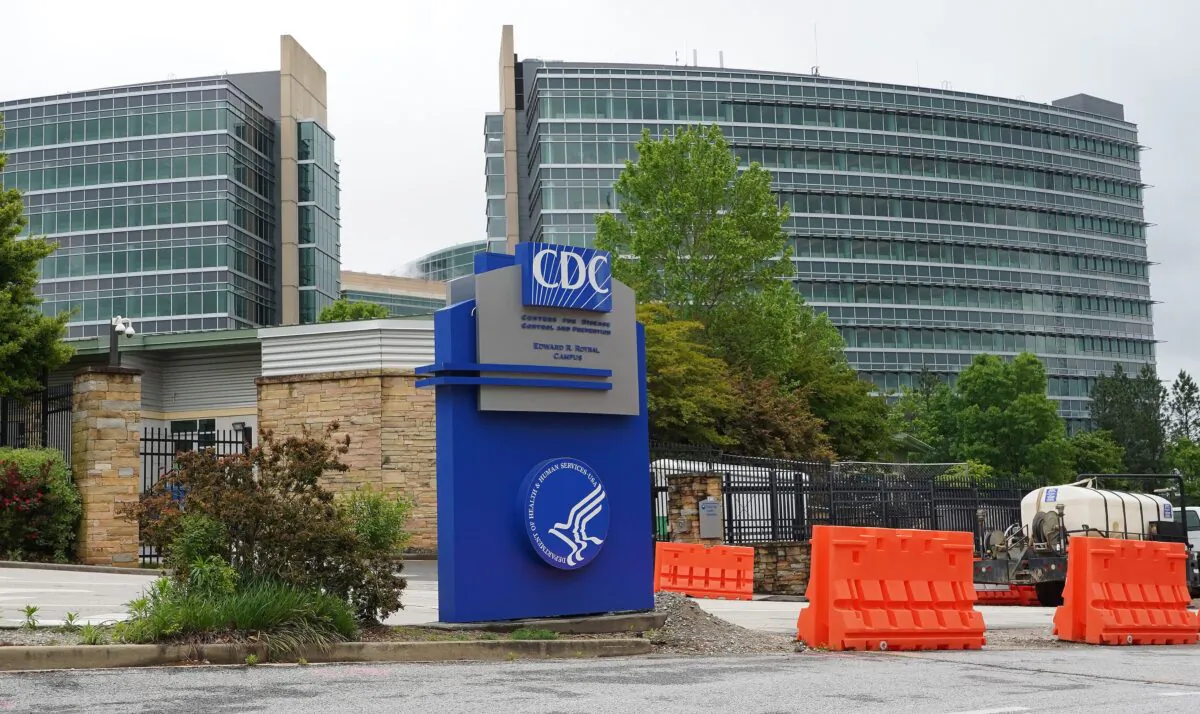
[298,120,341,323]
[499,59,1155,422]
[1,78,278,339]
[341,289,444,317]
[483,113,507,253]
[413,241,486,282]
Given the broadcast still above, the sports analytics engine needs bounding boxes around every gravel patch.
[649,592,798,655]
[984,627,1079,650]
[0,628,85,647]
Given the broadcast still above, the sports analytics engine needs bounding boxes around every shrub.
[119,423,407,623]
[166,514,229,577]
[340,486,413,556]
[115,575,358,657]
[0,448,80,562]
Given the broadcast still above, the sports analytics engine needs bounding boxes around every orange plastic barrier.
[653,542,754,601]
[1052,537,1199,645]
[798,525,985,651]
[975,584,1041,606]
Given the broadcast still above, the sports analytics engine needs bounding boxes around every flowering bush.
[0,448,80,562]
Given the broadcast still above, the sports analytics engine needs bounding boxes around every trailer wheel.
[1035,581,1064,607]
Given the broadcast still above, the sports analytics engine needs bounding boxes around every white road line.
[1158,692,1200,697]
[946,708,1030,714]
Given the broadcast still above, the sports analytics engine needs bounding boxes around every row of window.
[342,291,445,317]
[845,350,1149,377]
[839,327,1153,357]
[298,245,339,292]
[797,281,1151,317]
[794,237,1147,278]
[781,193,1144,239]
[796,261,1147,297]
[858,370,1100,399]
[530,70,1136,141]
[0,106,273,157]
[298,163,339,215]
[24,198,228,235]
[817,305,1153,339]
[39,269,225,298]
[2,152,230,193]
[38,244,227,279]
[298,121,336,173]
[537,96,1136,161]
[733,147,1140,201]
[40,288,230,322]
[532,121,1141,180]
[768,171,1139,220]
[299,205,340,252]
[536,183,1145,242]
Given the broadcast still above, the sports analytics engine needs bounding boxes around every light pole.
[109,316,136,366]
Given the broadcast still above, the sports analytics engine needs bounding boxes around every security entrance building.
[490,25,1155,425]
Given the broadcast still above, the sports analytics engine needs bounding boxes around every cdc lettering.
[532,248,610,294]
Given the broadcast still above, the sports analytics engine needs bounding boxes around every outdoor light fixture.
[108,315,136,366]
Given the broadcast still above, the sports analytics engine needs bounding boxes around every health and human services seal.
[517,457,609,570]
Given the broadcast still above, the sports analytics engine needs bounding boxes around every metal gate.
[138,427,251,565]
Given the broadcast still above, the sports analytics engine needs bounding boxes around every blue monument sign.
[416,243,652,623]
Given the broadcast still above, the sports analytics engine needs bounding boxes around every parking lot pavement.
[0,567,156,627]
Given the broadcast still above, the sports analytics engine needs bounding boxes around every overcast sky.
[4,0,1197,380]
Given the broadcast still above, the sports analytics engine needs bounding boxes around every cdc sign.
[415,245,651,623]
[516,243,613,313]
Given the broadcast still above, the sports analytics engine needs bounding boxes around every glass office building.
[339,270,445,317]
[0,35,337,338]
[491,26,1155,423]
[411,240,488,282]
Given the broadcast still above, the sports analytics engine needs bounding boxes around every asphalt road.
[2,648,1200,713]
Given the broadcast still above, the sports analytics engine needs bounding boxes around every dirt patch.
[0,629,85,647]
[983,627,1079,650]
[648,592,798,655]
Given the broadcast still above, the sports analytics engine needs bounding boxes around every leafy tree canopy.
[0,121,73,394]
[596,125,889,459]
[318,298,390,323]
[1091,363,1167,474]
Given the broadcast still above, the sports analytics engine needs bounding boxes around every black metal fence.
[139,427,251,564]
[0,385,72,468]
[651,444,1035,545]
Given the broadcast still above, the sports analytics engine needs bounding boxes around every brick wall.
[72,366,142,567]
[256,369,437,551]
[666,471,723,545]
[751,541,811,596]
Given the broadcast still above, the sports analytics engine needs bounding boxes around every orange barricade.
[1052,537,1199,645]
[653,542,754,601]
[798,525,985,651]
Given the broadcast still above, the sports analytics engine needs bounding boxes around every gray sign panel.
[475,264,639,416]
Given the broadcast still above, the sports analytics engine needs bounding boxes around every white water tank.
[1022,480,1174,542]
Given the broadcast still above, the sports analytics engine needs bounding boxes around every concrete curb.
[0,638,650,672]
[422,611,666,635]
[0,561,165,577]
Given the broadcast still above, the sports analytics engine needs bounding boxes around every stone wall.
[751,541,811,596]
[666,471,723,545]
[256,369,437,551]
[72,366,142,567]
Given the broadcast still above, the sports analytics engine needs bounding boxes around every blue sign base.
[426,298,653,623]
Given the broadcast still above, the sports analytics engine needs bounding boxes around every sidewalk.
[2,561,1057,633]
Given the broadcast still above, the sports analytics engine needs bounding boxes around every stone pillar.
[666,472,724,545]
[256,369,438,551]
[72,366,142,567]
[751,542,811,596]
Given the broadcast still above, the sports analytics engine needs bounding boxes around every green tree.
[1167,438,1200,500]
[887,370,957,462]
[318,298,390,323]
[1066,429,1125,476]
[595,124,791,322]
[949,353,1072,482]
[1168,370,1200,442]
[596,125,890,459]
[1091,364,1167,473]
[640,304,737,446]
[0,120,73,394]
[719,375,835,461]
